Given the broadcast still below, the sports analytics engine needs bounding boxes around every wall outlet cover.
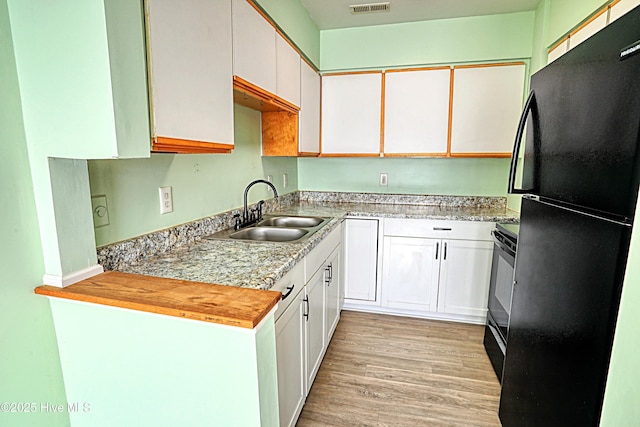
[159,186,173,214]
[91,195,110,228]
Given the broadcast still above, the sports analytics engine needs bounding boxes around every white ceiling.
[299,0,541,30]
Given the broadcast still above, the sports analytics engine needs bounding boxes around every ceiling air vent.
[349,2,391,15]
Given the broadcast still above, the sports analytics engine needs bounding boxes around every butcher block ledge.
[34,271,282,329]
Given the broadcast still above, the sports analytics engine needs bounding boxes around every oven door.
[487,231,516,343]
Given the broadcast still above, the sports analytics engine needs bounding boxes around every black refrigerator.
[499,6,640,427]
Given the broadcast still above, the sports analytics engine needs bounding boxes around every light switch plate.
[379,173,388,186]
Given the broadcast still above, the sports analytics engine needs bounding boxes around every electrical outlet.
[266,175,274,193]
[380,173,388,186]
[91,195,110,228]
[159,186,173,214]
[283,173,288,189]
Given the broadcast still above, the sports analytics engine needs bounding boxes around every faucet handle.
[257,200,265,220]
[233,213,241,230]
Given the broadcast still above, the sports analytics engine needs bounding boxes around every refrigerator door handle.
[508,89,537,195]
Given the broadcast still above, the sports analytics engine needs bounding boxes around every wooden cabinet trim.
[233,76,299,113]
[447,68,455,155]
[152,137,234,154]
[319,153,381,158]
[380,72,386,154]
[383,152,449,158]
[547,0,621,53]
[450,152,512,158]
[453,61,526,70]
[385,65,451,74]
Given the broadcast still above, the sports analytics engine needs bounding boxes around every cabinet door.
[321,73,382,155]
[232,0,276,94]
[305,267,325,394]
[547,38,569,63]
[381,236,440,312]
[437,239,493,319]
[384,68,450,155]
[344,219,379,302]
[568,12,607,50]
[147,0,234,146]
[450,64,526,155]
[324,246,341,343]
[275,290,306,427]
[299,61,321,155]
[276,34,300,107]
[610,0,640,22]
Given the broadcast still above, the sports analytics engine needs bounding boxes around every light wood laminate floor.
[297,311,501,427]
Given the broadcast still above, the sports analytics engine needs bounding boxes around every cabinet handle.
[303,296,310,321]
[444,242,447,260]
[282,284,295,300]
[435,242,439,260]
[433,227,452,231]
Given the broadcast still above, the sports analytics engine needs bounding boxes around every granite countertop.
[117,200,518,291]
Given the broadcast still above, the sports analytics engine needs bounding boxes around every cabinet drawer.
[272,261,304,321]
[384,218,494,241]
[305,222,343,282]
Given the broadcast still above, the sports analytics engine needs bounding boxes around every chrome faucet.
[235,179,278,230]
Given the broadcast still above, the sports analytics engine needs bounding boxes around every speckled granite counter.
[112,199,518,291]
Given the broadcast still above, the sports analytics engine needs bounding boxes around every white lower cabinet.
[381,236,440,312]
[343,218,379,303]
[274,222,344,426]
[436,239,494,318]
[305,264,326,392]
[381,219,495,323]
[345,217,495,324]
[324,246,341,343]
[275,288,305,427]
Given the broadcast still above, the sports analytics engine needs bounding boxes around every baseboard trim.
[43,264,104,288]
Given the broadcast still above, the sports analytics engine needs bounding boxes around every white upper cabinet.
[299,60,321,154]
[450,64,526,155]
[276,34,301,107]
[321,73,383,155]
[146,0,234,149]
[383,68,451,155]
[548,38,569,63]
[568,12,607,50]
[610,0,640,22]
[232,0,277,95]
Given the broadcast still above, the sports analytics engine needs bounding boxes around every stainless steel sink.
[257,215,326,228]
[229,227,308,242]
[207,214,332,243]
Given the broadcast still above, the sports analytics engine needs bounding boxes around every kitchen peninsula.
[35,192,516,427]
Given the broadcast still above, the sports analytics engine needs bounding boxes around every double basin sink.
[209,214,331,243]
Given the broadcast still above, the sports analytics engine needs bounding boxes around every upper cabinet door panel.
[232,0,277,94]
[568,12,607,50]
[450,63,526,155]
[276,34,301,107]
[547,38,569,63]
[321,73,383,155]
[609,0,640,23]
[299,60,321,154]
[384,68,450,155]
[147,0,234,146]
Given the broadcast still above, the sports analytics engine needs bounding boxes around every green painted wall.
[601,197,640,425]
[89,105,298,246]
[298,158,510,196]
[7,0,149,277]
[49,299,278,426]
[547,0,611,45]
[0,0,69,425]
[255,0,320,67]
[320,11,535,71]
